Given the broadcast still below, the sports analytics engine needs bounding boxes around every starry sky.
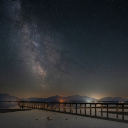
[0,0,128,99]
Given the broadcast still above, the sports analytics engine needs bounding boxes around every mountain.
[98,97,128,102]
[66,95,97,102]
[1,93,127,102]
[21,97,46,102]
[0,94,19,101]
[22,95,97,102]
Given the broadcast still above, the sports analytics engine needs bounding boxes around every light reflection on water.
[0,102,19,109]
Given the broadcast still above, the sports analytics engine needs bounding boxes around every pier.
[18,101,128,123]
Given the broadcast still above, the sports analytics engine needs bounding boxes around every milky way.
[1,0,128,99]
[5,0,70,89]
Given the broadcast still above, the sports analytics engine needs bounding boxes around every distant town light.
[60,100,63,102]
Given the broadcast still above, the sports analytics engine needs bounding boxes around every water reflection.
[0,109,31,113]
[0,102,18,109]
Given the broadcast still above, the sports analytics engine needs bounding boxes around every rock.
[35,119,38,120]
[65,118,69,120]
[47,117,52,120]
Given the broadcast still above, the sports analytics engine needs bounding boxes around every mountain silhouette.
[98,97,128,102]
[1,93,128,102]
[0,94,19,101]
[22,95,97,102]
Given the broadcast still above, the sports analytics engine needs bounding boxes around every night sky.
[0,0,128,99]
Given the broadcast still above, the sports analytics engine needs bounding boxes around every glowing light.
[59,100,64,102]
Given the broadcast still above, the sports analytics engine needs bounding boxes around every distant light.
[60,100,63,102]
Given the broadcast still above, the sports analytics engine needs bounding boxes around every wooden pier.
[18,101,128,123]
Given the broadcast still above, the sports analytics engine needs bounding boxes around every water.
[0,102,128,128]
[0,102,19,109]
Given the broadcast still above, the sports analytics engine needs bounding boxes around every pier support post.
[42,103,44,109]
[95,104,97,116]
[71,104,73,113]
[107,104,109,118]
[90,104,92,116]
[50,103,52,110]
[76,104,77,114]
[54,104,56,111]
[64,104,66,112]
[122,104,124,120]
[44,103,45,109]
[44,103,46,109]
[116,104,118,120]
[80,104,81,115]
[40,103,41,108]
[116,104,118,112]
[42,103,43,109]
[45,103,46,109]
[122,104,124,112]
[33,102,35,108]
[85,104,86,115]
[47,103,48,110]
[101,104,103,118]
[101,104,103,112]
[70,104,71,113]
[38,103,40,108]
